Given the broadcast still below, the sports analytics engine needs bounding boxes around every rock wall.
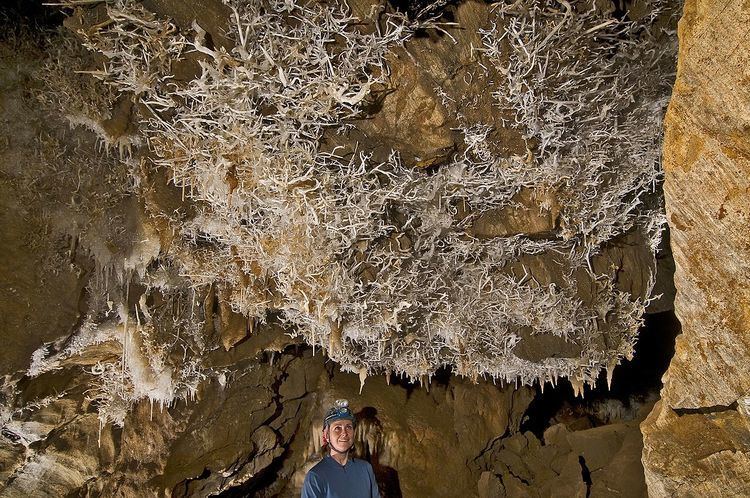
[478,418,649,497]
[1,340,536,497]
[641,0,750,494]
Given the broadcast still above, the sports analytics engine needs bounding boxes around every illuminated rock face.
[641,0,750,494]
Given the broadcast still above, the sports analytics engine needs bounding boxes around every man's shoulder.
[307,456,373,473]
[303,458,330,490]
[307,457,331,475]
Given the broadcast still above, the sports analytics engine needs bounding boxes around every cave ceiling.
[0,2,684,494]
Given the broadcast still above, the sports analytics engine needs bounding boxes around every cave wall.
[641,0,750,494]
[25,0,676,390]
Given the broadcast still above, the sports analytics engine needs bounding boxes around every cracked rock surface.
[477,414,650,497]
[641,0,750,494]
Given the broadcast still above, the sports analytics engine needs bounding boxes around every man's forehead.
[328,419,353,429]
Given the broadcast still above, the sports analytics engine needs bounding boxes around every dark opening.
[520,310,681,438]
[578,455,592,498]
[386,0,466,21]
[0,0,65,32]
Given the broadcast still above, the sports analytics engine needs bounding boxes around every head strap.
[323,399,355,427]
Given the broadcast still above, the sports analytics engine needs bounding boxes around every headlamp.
[323,399,355,427]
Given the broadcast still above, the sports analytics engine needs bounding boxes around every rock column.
[641,0,750,494]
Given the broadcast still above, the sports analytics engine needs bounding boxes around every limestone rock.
[286,371,535,498]
[468,188,560,239]
[141,0,233,50]
[0,45,88,376]
[351,1,526,167]
[642,0,750,493]
[217,286,252,351]
[0,1,689,496]
[659,0,750,410]
[477,420,648,498]
[642,401,750,496]
[477,471,506,498]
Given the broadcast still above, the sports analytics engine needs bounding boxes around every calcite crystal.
[42,0,676,395]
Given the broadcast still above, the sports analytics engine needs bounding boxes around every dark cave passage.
[0,0,64,31]
[520,310,682,438]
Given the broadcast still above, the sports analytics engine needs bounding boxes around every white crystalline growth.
[26,315,201,428]
[64,0,676,391]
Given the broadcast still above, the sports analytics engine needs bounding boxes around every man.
[301,399,380,498]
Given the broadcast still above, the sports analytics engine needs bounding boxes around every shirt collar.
[326,454,352,467]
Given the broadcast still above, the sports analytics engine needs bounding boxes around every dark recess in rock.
[579,455,592,498]
[520,310,681,437]
[387,0,465,20]
[0,0,64,29]
[672,402,740,416]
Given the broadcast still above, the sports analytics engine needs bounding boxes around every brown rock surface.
[349,0,526,166]
[642,0,750,494]
[0,344,534,497]
[469,188,560,239]
[477,419,648,498]
[659,0,750,407]
[642,401,750,497]
[0,36,88,376]
[289,371,535,498]
[41,0,673,388]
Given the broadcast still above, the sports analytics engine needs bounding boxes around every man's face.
[325,419,354,454]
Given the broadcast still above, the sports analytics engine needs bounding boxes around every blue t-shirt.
[301,455,379,498]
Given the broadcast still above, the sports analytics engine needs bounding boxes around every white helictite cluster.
[30,0,676,426]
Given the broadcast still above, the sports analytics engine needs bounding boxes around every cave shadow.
[520,310,682,438]
[357,406,403,498]
[385,364,453,401]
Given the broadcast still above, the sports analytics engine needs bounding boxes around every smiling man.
[301,399,380,498]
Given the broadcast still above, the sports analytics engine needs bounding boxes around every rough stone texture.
[469,188,561,239]
[0,38,88,375]
[0,343,533,497]
[0,345,321,497]
[642,0,750,494]
[282,371,535,498]
[477,418,648,498]
[348,1,526,167]
[659,0,750,408]
[56,0,671,386]
[642,401,750,497]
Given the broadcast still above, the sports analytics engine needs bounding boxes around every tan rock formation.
[289,371,534,498]
[660,0,750,409]
[642,401,750,497]
[478,418,649,497]
[642,0,750,494]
